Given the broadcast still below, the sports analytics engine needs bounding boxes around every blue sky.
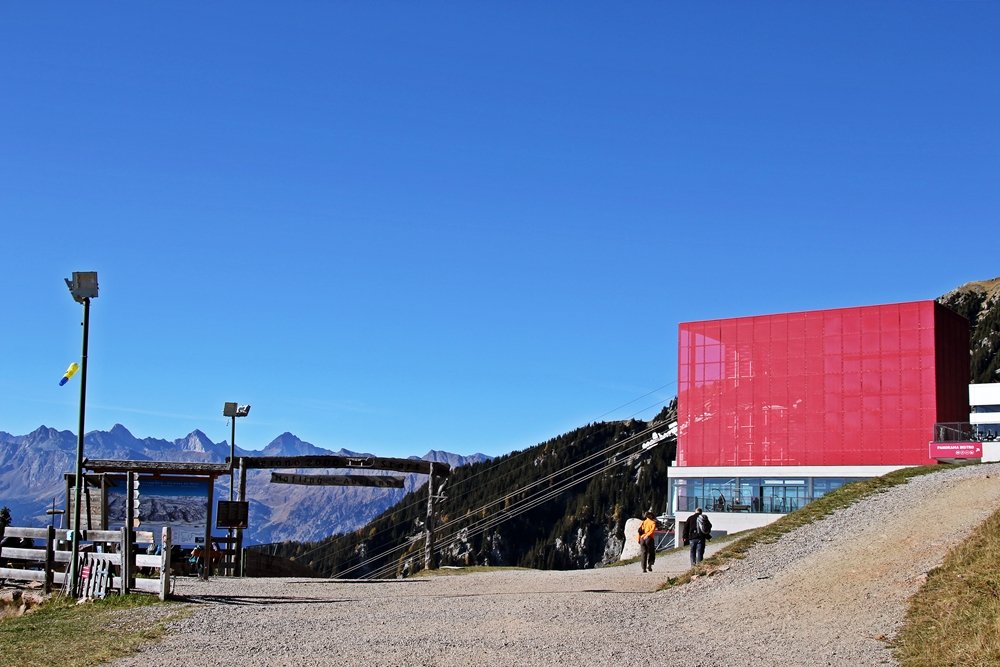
[1,3,997,457]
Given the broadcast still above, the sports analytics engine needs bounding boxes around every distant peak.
[179,430,216,453]
[30,425,63,437]
[262,433,331,456]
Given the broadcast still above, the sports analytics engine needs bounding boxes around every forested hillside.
[269,402,676,577]
[937,276,1000,383]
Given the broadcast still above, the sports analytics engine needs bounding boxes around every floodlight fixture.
[65,271,99,304]
[223,402,250,418]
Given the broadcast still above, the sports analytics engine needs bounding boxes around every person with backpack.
[682,507,713,566]
[637,511,658,573]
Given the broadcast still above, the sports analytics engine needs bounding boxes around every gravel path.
[111,463,1000,667]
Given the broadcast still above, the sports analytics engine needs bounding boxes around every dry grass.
[0,594,186,667]
[894,505,1000,666]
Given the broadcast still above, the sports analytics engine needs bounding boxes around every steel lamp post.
[223,401,250,575]
[65,271,98,597]
[223,402,251,495]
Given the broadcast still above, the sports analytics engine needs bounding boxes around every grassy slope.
[0,594,187,667]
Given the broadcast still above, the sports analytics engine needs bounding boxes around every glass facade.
[677,301,969,467]
[674,476,866,514]
[969,383,1000,441]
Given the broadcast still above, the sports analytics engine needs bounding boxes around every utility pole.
[222,402,250,576]
[236,458,246,576]
[424,460,435,571]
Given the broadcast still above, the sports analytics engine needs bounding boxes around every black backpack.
[697,513,711,538]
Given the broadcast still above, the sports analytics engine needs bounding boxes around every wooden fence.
[0,525,172,600]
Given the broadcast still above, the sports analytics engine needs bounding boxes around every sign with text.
[929,441,983,459]
[244,455,449,476]
[270,472,405,488]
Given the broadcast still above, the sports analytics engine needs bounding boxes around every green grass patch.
[661,464,948,588]
[0,594,187,667]
[894,505,1000,667]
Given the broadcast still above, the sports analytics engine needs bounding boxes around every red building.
[669,301,969,533]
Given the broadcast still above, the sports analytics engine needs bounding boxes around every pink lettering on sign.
[929,441,983,459]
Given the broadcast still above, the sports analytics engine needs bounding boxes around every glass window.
[676,478,752,512]
[671,478,687,513]
[738,478,762,511]
[678,479,704,513]
[812,477,865,499]
[759,478,807,513]
[703,478,737,511]
[812,478,843,496]
[977,426,1000,441]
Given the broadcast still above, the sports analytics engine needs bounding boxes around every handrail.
[933,422,1000,443]
[677,494,820,515]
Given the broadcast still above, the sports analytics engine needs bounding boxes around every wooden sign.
[244,455,450,476]
[269,472,405,488]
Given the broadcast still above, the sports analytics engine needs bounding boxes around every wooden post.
[100,474,109,529]
[159,526,171,601]
[236,459,246,577]
[202,476,213,580]
[44,525,55,594]
[123,471,135,594]
[64,475,71,525]
[84,481,93,530]
[424,460,435,571]
[121,526,132,595]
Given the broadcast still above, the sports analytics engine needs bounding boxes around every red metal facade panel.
[934,302,973,423]
[677,301,970,467]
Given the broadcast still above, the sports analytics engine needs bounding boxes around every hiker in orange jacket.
[637,511,658,572]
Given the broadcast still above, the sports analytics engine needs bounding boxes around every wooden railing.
[0,525,172,600]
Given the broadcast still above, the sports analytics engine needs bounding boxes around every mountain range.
[3,277,998,563]
[0,425,488,544]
